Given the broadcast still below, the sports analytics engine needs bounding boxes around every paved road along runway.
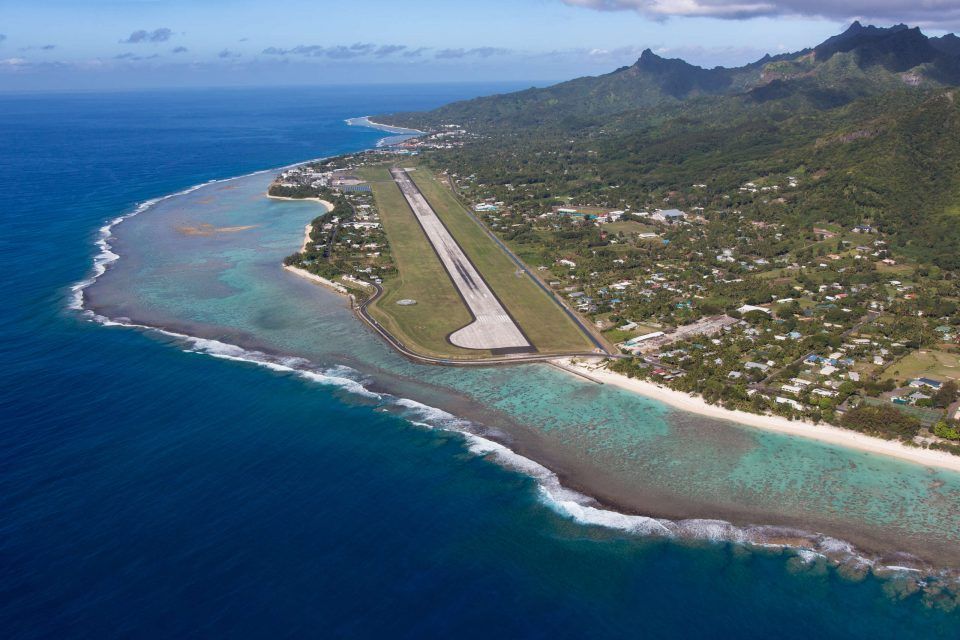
[390,168,533,352]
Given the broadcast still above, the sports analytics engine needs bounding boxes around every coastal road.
[390,168,532,352]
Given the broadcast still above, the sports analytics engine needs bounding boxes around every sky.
[0,0,957,91]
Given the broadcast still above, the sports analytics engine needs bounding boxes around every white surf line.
[69,168,949,578]
[390,168,530,351]
[69,154,348,314]
[345,116,425,136]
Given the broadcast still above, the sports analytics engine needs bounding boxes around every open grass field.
[358,166,489,360]
[602,323,662,345]
[875,261,913,275]
[883,349,960,384]
[604,220,656,236]
[407,168,597,354]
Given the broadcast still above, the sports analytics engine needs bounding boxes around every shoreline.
[270,197,334,253]
[556,358,960,474]
[266,193,335,209]
[75,169,960,574]
[281,207,349,296]
[282,265,350,296]
[345,115,425,136]
[299,224,312,252]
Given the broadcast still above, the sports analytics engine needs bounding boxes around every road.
[442,175,612,355]
[390,168,532,353]
[353,280,617,366]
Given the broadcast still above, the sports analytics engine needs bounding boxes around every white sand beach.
[556,358,960,474]
[282,265,349,295]
[299,224,312,252]
[280,198,347,295]
[266,194,334,210]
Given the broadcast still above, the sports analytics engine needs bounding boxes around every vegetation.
[933,380,959,408]
[883,350,960,385]
[269,182,321,199]
[380,23,960,270]
[357,21,960,444]
[271,21,960,447]
[360,166,483,360]
[841,404,922,440]
[933,420,960,440]
[407,169,597,354]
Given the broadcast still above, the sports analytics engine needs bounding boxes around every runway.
[390,168,532,352]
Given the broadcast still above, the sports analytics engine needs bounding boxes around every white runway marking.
[390,168,532,352]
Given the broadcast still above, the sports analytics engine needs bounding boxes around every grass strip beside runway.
[408,168,596,354]
[359,166,489,360]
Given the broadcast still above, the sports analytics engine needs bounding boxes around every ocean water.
[2,86,960,638]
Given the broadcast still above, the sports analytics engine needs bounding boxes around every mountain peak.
[931,33,960,56]
[814,21,935,65]
[637,48,661,64]
[634,48,703,72]
[386,20,960,140]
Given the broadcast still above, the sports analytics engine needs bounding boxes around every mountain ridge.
[374,23,960,269]
[380,22,960,130]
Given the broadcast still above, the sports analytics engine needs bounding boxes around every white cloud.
[561,0,960,26]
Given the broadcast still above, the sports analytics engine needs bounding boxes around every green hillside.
[377,22,960,268]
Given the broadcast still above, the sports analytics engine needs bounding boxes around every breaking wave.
[70,164,959,594]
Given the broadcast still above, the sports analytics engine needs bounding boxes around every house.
[745,361,770,372]
[652,209,686,224]
[909,378,943,391]
[776,397,804,411]
[624,331,665,347]
[738,304,771,315]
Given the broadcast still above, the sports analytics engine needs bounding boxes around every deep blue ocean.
[2,85,959,638]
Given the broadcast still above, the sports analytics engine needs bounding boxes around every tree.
[933,421,960,441]
[840,405,921,440]
[932,380,958,409]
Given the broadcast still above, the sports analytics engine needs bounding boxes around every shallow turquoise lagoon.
[88,169,960,568]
